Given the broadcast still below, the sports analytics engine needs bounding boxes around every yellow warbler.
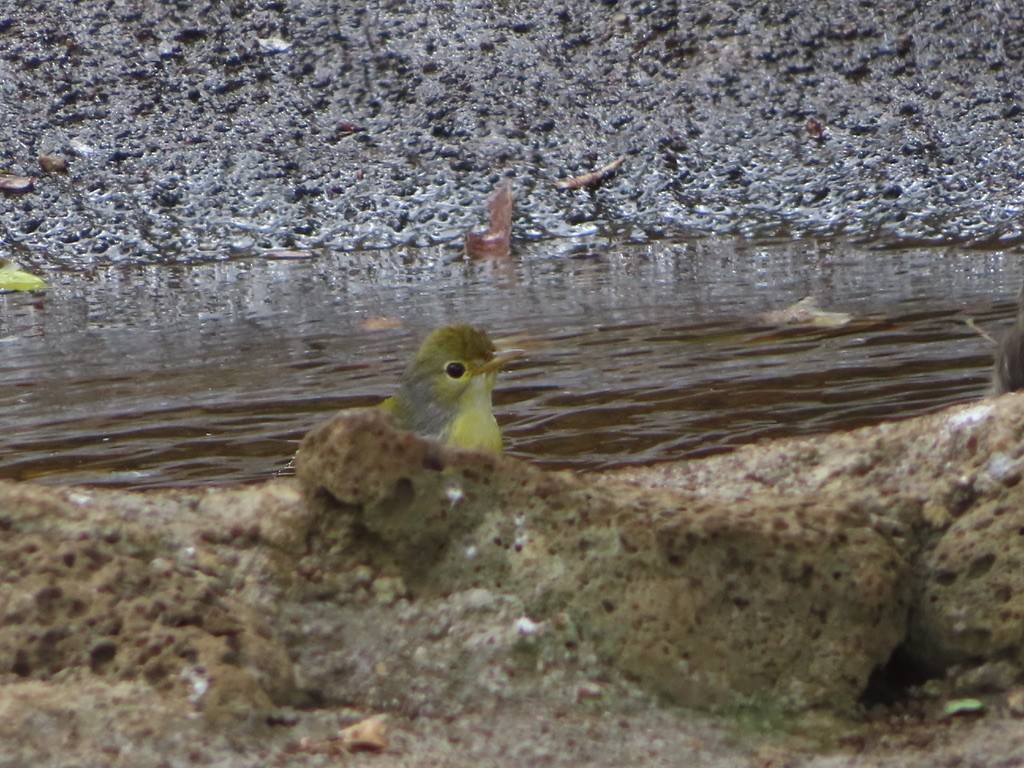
[379,324,522,452]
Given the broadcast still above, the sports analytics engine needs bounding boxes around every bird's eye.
[445,361,467,379]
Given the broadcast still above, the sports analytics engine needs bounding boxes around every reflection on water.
[0,238,1015,489]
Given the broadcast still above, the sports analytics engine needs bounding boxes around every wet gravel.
[2,0,1023,266]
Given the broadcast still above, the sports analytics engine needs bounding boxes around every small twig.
[555,156,625,190]
[965,316,997,345]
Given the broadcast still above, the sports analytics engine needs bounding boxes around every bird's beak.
[476,348,525,376]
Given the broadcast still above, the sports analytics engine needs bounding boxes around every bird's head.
[406,324,519,410]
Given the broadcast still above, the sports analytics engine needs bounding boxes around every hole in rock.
[967,552,996,578]
[89,641,118,673]
[378,477,415,517]
[12,649,31,677]
[858,645,935,709]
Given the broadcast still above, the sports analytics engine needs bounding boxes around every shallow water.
[0,237,1017,489]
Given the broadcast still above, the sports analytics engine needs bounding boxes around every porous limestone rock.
[294,408,909,710]
[608,394,1024,680]
[910,495,1024,672]
[3,391,1023,759]
[0,481,303,721]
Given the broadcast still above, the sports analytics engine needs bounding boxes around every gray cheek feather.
[396,373,453,440]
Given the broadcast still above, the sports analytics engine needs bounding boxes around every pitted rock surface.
[0,482,301,719]
[609,394,1024,677]
[295,408,908,710]
[911,497,1024,671]
[1,398,1024,764]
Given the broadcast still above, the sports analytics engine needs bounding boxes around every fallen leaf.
[38,154,68,173]
[943,698,985,717]
[464,181,513,260]
[759,296,852,328]
[0,173,35,193]
[555,156,625,190]
[339,716,389,753]
[0,260,47,292]
[336,122,365,137]
[805,117,826,140]
[361,316,404,331]
[256,36,291,53]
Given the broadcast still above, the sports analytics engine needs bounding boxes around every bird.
[993,278,1024,394]
[378,324,522,452]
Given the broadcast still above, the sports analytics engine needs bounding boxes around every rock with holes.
[3,392,1022,737]
[295,408,910,710]
[910,496,1024,672]
[0,481,303,722]
[608,394,1024,686]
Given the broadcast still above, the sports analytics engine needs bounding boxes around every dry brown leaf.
[759,296,852,328]
[805,117,826,140]
[339,716,389,753]
[555,156,625,190]
[336,122,365,136]
[361,316,404,332]
[464,181,513,260]
[0,173,35,193]
[38,154,68,173]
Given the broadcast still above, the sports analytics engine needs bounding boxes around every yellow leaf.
[0,260,47,292]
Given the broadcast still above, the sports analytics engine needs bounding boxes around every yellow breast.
[445,405,502,452]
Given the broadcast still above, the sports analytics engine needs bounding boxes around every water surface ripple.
[0,238,1015,488]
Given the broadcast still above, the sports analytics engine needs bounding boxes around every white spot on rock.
[947,403,993,430]
[180,666,209,705]
[986,452,1024,480]
[445,484,465,507]
[515,616,539,636]
[462,588,495,611]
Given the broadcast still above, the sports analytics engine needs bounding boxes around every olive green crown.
[414,324,495,366]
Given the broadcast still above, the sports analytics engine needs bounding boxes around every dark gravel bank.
[2,0,1023,266]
